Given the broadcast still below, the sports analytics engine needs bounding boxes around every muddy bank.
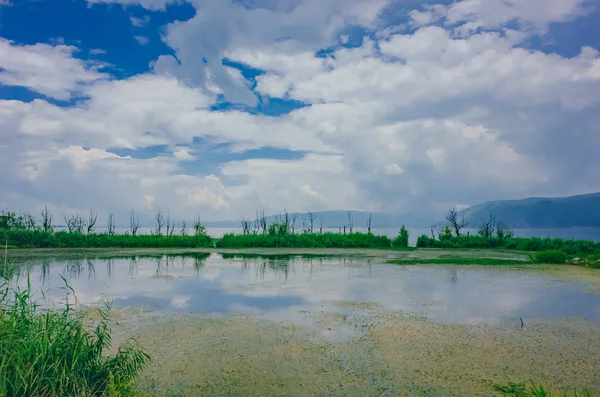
[110,310,600,397]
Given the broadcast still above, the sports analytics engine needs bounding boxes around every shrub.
[392,225,409,248]
[534,250,568,264]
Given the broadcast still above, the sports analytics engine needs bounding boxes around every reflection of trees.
[239,258,293,281]
[128,256,138,277]
[106,258,114,278]
[449,269,458,285]
[63,259,95,279]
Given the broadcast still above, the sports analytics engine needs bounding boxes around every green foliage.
[0,278,149,396]
[534,250,568,264]
[416,234,599,256]
[391,225,409,248]
[216,232,392,249]
[2,229,213,249]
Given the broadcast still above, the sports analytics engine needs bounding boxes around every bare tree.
[155,211,166,236]
[240,216,251,235]
[107,213,116,235]
[478,215,496,239]
[41,205,53,232]
[256,211,268,234]
[87,210,98,234]
[64,214,86,234]
[193,213,206,235]
[129,210,141,235]
[319,217,323,234]
[367,213,372,234]
[165,212,175,236]
[496,222,514,240]
[180,221,188,236]
[22,213,37,230]
[445,206,468,237]
[347,211,354,233]
[289,212,297,234]
[306,211,318,234]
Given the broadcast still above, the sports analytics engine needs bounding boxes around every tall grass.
[3,229,213,249]
[215,231,395,249]
[0,277,149,396]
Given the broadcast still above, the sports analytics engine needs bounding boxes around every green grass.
[0,277,150,396]
[416,234,599,255]
[215,232,400,249]
[3,229,213,249]
[388,257,534,266]
[494,381,593,397]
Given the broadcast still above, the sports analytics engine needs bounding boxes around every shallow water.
[12,252,600,326]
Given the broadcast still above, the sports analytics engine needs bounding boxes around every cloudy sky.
[1,0,600,224]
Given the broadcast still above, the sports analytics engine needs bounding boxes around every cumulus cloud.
[1,0,600,222]
[0,38,108,100]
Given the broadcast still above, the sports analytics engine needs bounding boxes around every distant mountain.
[204,210,433,229]
[458,192,600,228]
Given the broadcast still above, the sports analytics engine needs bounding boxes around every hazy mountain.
[458,192,600,228]
[204,210,433,229]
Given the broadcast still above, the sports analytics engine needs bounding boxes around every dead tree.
[446,206,468,237]
[256,211,268,234]
[87,210,98,234]
[367,213,372,234]
[155,211,166,236]
[193,213,206,235]
[478,215,496,238]
[180,221,187,236]
[64,214,86,234]
[41,205,53,232]
[129,210,141,235]
[347,211,353,233]
[165,212,175,236]
[107,213,116,235]
[240,217,251,235]
[306,211,318,234]
[319,217,323,234]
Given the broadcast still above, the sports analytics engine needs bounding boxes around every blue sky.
[1,0,600,224]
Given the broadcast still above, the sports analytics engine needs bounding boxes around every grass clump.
[0,277,150,396]
[494,381,592,397]
[534,250,568,264]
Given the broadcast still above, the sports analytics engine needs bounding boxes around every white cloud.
[0,38,108,100]
[0,0,12,7]
[87,0,173,10]
[130,15,150,27]
[89,48,108,55]
[134,35,150,45]
[1,0,600,221]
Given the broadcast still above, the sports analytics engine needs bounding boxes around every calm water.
[12,253,600,325]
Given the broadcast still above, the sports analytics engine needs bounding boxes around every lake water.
[12,252,600,326]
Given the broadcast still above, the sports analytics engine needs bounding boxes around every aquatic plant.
[494,381,592,397]
[0,278,149,396]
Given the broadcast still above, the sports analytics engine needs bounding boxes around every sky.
[1,0,600,224]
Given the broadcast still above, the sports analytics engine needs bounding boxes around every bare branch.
[87,210,98,234]
[129,210,141,235]
[107,213,116,235]
[445,206,468,237]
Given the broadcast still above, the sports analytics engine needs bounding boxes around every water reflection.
[12,253,600,324]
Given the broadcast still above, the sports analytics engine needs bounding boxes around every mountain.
[204,210,433,229]
[458,192,600,228]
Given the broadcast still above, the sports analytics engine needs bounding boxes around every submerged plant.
[0,277,150,396]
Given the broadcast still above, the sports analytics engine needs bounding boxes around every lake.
[7,250,600,395]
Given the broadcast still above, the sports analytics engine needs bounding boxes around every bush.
[0,279,149,396]
[534,250,568,264]
[392,225,409,248]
